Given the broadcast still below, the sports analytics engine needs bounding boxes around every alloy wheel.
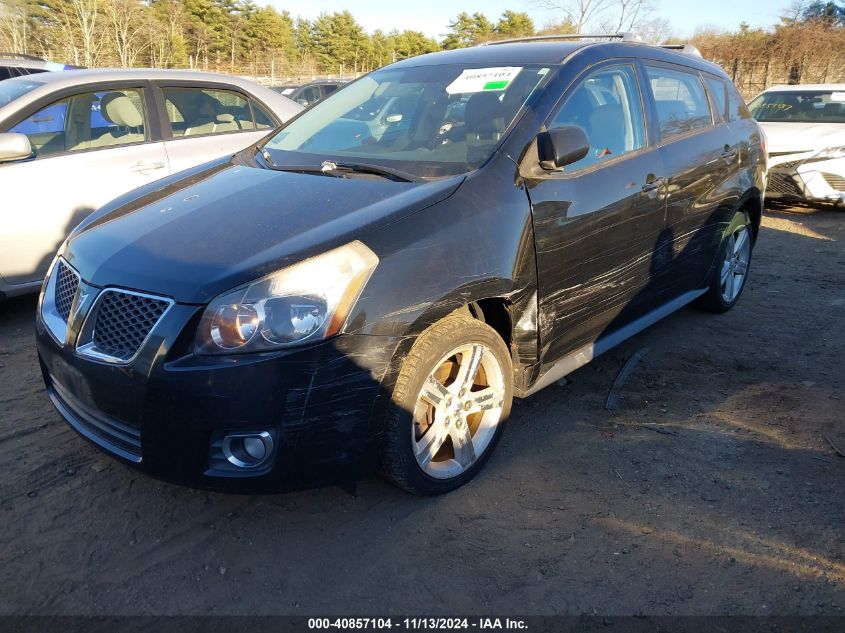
[411,343,506,479]
[720,224,751,303]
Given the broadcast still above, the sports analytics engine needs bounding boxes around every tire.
[694,209,754,313]
[380,314,513,495]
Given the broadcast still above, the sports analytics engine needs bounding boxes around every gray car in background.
[0,68,302,298]
[271,80,346,107]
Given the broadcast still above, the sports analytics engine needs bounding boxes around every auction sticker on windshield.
[446,67,522,94]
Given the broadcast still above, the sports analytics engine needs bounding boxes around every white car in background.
[749,84,845,206]
[0,69,302,299]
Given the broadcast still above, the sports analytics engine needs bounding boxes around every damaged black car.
[36,37,766,494]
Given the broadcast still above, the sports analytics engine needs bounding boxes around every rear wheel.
[380,314,513,495]
[695,209,753,313]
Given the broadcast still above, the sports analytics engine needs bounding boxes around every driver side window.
[549,64,645,173]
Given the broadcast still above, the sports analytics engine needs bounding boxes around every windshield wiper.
[322,161,421,183]
[259,152,420,183]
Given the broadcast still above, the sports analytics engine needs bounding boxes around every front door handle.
[721,144,738,161]
[131,161,166,173]
[642,174,666,192]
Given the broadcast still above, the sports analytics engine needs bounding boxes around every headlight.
[810,146,845,161]
[195,241,378,355]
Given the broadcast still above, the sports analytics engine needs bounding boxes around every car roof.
[0,57,71,71]
[1,67,269,89]
[0,67,303,126]
[388,41,728,76]
[390,42,588,67]
[763,83,845,92]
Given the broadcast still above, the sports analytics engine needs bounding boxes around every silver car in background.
[0,69,302,298]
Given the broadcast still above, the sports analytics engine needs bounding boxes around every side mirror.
[536,126,589,170]
[0,133,33,164]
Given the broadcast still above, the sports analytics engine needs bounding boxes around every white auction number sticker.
[446,67,523,95]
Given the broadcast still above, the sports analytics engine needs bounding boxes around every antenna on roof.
[480,33,643,46]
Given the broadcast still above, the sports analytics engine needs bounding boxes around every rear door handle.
[131,161,166,173]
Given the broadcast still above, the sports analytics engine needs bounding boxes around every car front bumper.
[766,154,845,203]
[36,306,401,493]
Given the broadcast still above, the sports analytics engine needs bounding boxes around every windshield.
[0,78,43,108]
[749,90,845,123]
[263,64,551,177]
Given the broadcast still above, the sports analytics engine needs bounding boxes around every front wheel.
[380,314,513,495]
[695,210,753,313]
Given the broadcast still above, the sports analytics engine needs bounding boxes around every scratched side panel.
[524,146,669,365]
[346,152,539,370]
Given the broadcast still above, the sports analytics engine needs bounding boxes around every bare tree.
[780,0,810,24]
[53,0,105,67]
[636,16,673,43]
[533,0,613,34]
[601,0,655,33]
[0,0,29,53]
[105,0,147,66]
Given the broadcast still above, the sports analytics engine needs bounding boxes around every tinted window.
[250,99,276,129]
[323,84,339,96]
[747,89,845,122]
[549,64,645,172]
[0,65,46,80]
[646,65,712,140]
[727,82,751,122]
[297,86,322,106]
[704,76,728,122]
[163,87,256,137]
[9,88,147,157]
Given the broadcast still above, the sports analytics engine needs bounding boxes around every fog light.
[222,431,274,469]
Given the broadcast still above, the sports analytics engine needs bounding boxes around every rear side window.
[162,87,259,137]
[9,88,147,157]
[645,65,712,140]
[250,99,276,129]
[727,83,751,121]
[549,63,646,172]
[704,76,728,123]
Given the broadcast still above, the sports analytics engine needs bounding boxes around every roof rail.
[658,43,703,58]
[479,35,704,58]
[0,52,45,61]
[481,33,643,46]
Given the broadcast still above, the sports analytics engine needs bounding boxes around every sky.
[267,0,785,39]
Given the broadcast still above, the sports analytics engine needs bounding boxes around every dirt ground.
[0,203,843,617]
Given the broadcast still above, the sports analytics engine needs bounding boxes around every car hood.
[760,121,845,153]
[65,155,464,304]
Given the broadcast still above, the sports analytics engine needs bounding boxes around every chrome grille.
[821,172,845,191]
[85,290,171,362]
[54,261,80,322]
